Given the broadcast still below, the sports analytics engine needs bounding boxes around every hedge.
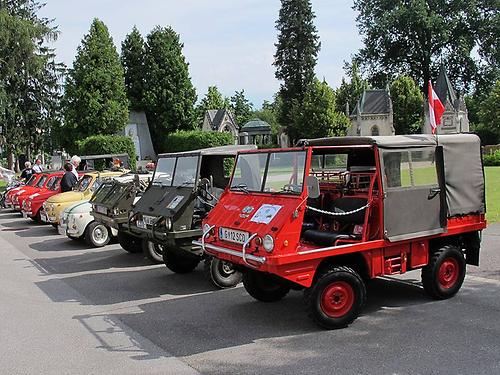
[483,150,500,166]
[76,135,137,170]
[162,130,234,153]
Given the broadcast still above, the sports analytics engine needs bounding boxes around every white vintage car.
[58,173,151,247]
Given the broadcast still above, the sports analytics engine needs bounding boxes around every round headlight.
[263,234,274,252]
[112,207,119,216]
[165,217,172,231]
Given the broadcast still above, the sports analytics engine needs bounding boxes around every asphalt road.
[1,210,499,375]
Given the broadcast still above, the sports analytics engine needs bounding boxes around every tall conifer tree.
[121,26,145,110]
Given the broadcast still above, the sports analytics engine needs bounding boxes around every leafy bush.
[473,124,500,146]
[483,150,500,166]
[162,130,234,153]
[76,135,137,170]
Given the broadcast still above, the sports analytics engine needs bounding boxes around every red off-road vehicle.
[196,134,486,329]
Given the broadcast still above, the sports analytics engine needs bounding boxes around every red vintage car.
[196,134,486,329]
[5,174,43,209]
[12,172,55,211]
[22,171,64,222]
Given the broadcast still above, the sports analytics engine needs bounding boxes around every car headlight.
[165,217,172,231]
[263,234,274,252]
[112,207,119,216]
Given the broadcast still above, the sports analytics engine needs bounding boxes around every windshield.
[77,175,93,192]
[36,175,48,188]
[92,181,115,202]
[48,177,61,191]
[231,151,306,194]
[26,175,37,186]
[153,155,199,187]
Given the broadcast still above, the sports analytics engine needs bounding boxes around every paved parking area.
[1,210,499,375]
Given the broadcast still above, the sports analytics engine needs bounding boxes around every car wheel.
[421,245,466,300]
[304,266,366,329]
[117,231,142,253]
[242,271,290,302]
[84,221,110,248]
[162,248,199,273]
[142,240,164,264]
[204,256,242,289]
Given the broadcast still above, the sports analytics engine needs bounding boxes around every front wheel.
[242,271,290,302]
[304,266,366,329]
[142,240,164,264]
[84,221,110,248]
[162,248,200,273]
[204,257,242,289]
[421,245,466,300]
[117,231,142,253]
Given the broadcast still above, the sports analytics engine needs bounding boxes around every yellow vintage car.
[41,171,125,225]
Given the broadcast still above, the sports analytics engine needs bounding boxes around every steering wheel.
[197,178,213,201]
[281,184,296,193]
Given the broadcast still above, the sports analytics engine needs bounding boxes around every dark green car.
[126,145,256,288]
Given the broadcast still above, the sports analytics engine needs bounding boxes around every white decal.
[250,204,282,225]
[166,195,184,209]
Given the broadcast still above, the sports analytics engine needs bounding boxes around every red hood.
[28,188,60,201]
[15,186,40,198]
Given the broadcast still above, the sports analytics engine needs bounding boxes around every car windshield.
[231,151,306,194]
[77,175,93,192]
[153,155,199,187]
[36,175,48,187]
[48,177,61,191]
[92,181,115,202]
[26,175,37,186]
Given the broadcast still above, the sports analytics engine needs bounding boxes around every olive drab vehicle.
[127,145,257,288]
[90,172,153,258]
[196,134,487,329]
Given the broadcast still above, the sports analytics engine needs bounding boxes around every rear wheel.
[204,256,242,289]
[85,221,110,247]
[117,231,142,253]
[304,266,366,329]
[142,240,164,264]
[243,271,290,302]
[421,245,466,300]
[163,248,200,273]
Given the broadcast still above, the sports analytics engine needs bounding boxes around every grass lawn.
[0,180,6,192]
[485,167,500,223]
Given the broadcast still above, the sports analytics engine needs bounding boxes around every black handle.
[428,187,441,200]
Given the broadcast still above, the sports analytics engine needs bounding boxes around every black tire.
[84,221,111,248]
[51,223,58,228]
[304,266,366,329]
[162,248,200,273]
[242,271,290,302]
[421,245,466,300]
[117,231,142,253]
[142,240,164,264]
[203,256,243,289]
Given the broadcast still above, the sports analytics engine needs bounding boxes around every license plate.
[22,212,28,219]
[136,220,147,229]
[143,215,156,226]
[58,225,66,236]
[40,211,48,222]
[219,227,249,245]
[94,205,107,214]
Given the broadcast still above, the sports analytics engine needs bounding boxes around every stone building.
[423,66,469,134]
[239,119,272,145]
[347,88,395,136]
[119,110,156,161]
[201,109,239,143]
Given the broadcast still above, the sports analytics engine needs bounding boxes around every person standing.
[32,159,44,173]
[60,162,77,192]
[20,161,34,181]
[70,155,81,179]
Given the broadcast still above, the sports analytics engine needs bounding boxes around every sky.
[39,0,363,108]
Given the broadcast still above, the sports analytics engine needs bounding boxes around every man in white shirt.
[32,159,43,173]
[70,155,81,179]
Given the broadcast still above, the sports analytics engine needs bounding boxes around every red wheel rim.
[320,281,355,318]
[438,258,459,289]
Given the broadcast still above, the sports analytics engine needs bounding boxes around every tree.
[252,97,282,143]
[274,0,321,135]
[0,0,63,169]
[290,79,350,140]
[63,18,128,150]
[335,62,369,115]
[353,0,485,92]
[230,90,253,126]
[196,86,230,125]
[143,26,197,152]
[389,75,424,135]
[121,26,145,110]
[478,80,500,134]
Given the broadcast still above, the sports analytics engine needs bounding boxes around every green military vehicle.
[126,145,256,288]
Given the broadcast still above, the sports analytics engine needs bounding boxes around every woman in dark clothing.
[60,162,77,192]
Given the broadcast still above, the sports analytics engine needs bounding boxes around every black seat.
[303,197,367,246]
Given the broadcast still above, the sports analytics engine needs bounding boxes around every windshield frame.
[48,176,61,191]
[152,154,200,189]
[36,174,48,188]
[230,149,307,196]
[76,175,94,192]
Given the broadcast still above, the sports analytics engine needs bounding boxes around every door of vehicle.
[380,146,445,241]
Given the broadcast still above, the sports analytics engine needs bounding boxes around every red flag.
[428,80,445,134]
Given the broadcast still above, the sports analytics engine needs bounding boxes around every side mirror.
[306,176,320,199]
